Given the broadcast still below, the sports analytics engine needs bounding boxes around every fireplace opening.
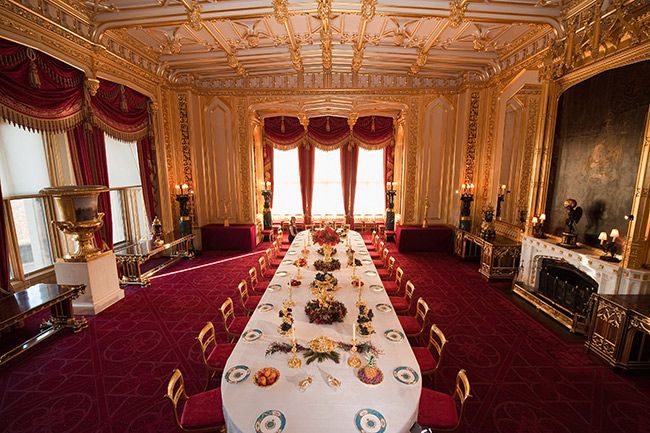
[537,258,598,319]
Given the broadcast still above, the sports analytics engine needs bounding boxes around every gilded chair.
[196,322,235,389]
[390,280,415,314]
[165,368,225,432]
[238,279,261,314]
[365,230,377,246]
[369,240,384,259]
[378,256,396,280]
[258,255,275,279]
[412,324,447,384]
[383,266,404,296]
[273,239,286,258]
[266,248,282,268]
[417,369,472,431]
[398,297,430,343]
[248,267,268,293]
[219,297,249,341]
[373,247,389,268]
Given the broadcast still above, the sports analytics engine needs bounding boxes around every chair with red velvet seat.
[248,267,268,293]
[273,239,286,258]
[377,256,396,280]
[412,324,447,384]
[398,297,430,343]
[417,369,471,432]
[383,267,404,296]
[237,280,261,314]
[369,240,384,258]
[390,280,415,314]
[365,230,377,246]
[258,256,275,279]
[165,368,225,432]
[266,248,281,269]
[219,298,249,342]
[373,247,390,269]
[196,322,235,389]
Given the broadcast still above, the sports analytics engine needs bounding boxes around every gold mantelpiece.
[41,185,109,262]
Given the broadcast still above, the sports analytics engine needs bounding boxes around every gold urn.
[40,185,109,262]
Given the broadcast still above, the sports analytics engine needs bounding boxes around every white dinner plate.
[225,365,250,384]
[242,329,263,342]
[257,303,274,312]
[255,409,286,433]
[355,408,387,433]
[384,329,405,342]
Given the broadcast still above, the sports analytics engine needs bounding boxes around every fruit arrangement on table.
[290,279,301,286]
[356,356,384,385]
[314,258,341,272]
[253,367,280,387]
[293,257,308,267]
[351,277,364,287]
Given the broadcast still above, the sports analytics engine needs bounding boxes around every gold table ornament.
[40,185,109,262]
[347,339,362,368]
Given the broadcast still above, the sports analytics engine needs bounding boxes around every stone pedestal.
[54,252,124,315]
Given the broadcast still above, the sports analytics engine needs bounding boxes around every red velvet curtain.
[90,81,150,142]
[68,125,113,249]
[0,39,84,132]
[384,145,395,208]
[0,180,10,293]
[353,116,394,149]
[340,145,359,225]
[264,116,305,150]
[298,145,315,224]
[137,136,157,224]
[263,141,274,206]
[307,116,349,150]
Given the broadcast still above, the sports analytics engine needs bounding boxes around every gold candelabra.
[288,327,301,368]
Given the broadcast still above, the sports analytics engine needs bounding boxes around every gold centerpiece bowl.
[40,185,109,262]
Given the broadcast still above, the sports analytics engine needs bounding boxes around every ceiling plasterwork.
[84,0,561,87]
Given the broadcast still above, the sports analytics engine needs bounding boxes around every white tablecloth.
[221,231,421,433]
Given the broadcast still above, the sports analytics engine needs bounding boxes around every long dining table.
[221,230,421,433]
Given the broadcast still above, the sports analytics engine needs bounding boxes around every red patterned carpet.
[1,239,649,433]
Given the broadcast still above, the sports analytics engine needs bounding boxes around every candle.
[181,183,189,194]
[539,213,546,222]
[532,217,538,224]
[292,323,297,345]
[610,229,620,239]
[352,319,356,342]
[598,231,608,244]
[174,184,181,195]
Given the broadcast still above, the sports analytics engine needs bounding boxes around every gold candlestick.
[288,329,301,368]
[347,338,362,368]
[287,285,295,308]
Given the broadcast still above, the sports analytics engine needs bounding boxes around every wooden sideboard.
[585,294,650,370]
[454,228,522,280]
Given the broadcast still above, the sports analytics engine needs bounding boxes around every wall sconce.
[598,229,621,262]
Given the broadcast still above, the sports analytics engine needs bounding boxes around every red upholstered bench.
[201,224,257,251]
[395,225,454,253]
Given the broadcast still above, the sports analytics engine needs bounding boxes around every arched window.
[312,149,344,217]
[354,148,385,216]
[272,148,302,218]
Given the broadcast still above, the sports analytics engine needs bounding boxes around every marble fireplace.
[514,235,650,332]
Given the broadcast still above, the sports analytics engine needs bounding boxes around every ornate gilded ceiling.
[85,0,561,85]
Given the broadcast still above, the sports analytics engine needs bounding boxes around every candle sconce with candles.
[598,229,621,262]
[262,181,272,231]
[174,183,194,237]
[385,181,397,231]
[459,183,475,231]
[531,214,546,239]
[496,184,507,220]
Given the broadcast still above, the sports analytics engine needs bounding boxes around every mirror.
[497,84,541,227]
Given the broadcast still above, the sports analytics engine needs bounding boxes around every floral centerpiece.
[317,247,337,256]
[265,337,382,365]
[305,298,347,324]
[312,227,341,262]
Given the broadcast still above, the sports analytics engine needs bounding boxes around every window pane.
[272,148,303,218]
[0,122,50,195]
[110,190,126,244]
[312,149,344,216]
[105,135,141,188]
[354,148,385,216]
[10,198,53,274]
[134,187,150,240]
